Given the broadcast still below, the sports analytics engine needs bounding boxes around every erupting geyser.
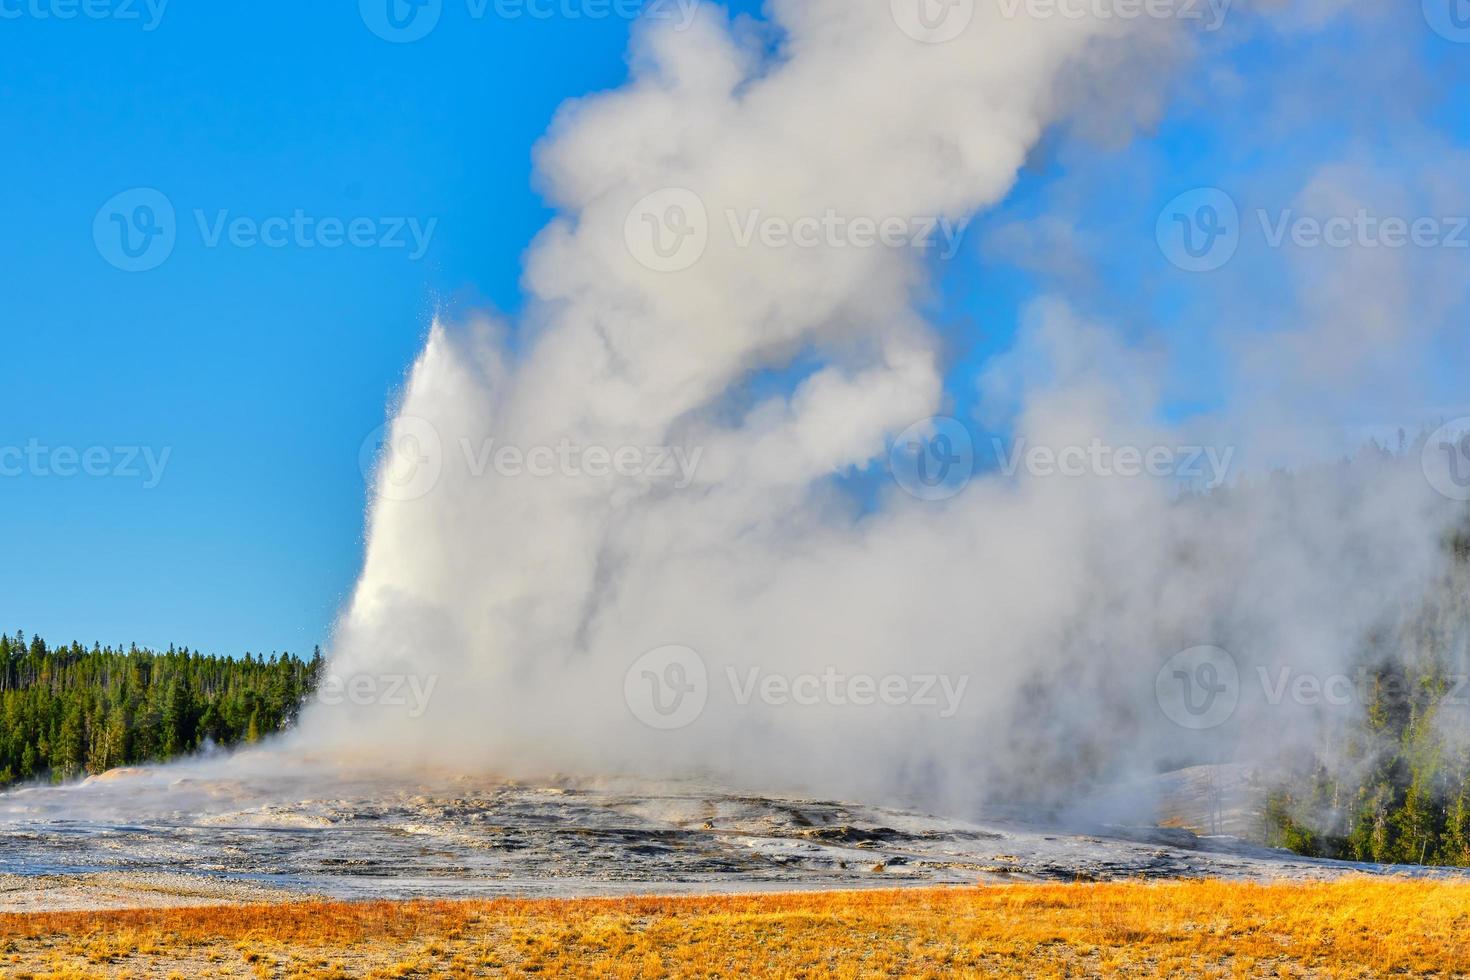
[293,1,1470,818]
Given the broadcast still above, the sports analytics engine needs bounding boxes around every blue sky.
[1,3,1465,656]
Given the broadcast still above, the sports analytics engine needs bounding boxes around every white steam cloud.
[296,0,1467,817]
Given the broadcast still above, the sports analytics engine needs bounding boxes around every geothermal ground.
[0,762,1458,912]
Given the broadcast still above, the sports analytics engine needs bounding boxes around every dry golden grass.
[2,878,1468,978]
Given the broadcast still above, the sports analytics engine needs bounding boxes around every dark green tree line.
[0,632,322,787]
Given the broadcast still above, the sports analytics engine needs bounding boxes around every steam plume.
[298,0,1468,816]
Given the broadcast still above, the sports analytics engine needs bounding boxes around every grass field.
[3,878,1468,978]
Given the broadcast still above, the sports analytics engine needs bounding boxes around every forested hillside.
[1264,526,1470,866]
[0,634,321,787]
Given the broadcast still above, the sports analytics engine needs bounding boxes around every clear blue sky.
[1,3,1465,656]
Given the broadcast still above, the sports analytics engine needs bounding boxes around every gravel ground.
[3,760,1464,912]
[0,871,308,913]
